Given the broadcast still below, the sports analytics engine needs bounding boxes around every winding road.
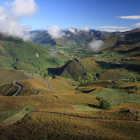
[109,80,116,85]
[13,81,23,96]
[46,80,51,89]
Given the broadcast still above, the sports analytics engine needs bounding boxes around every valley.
[0,29,140,140]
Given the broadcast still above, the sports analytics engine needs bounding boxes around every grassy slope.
[16,77,76,96]
[1,30,140,139]
[0,90,139,140]
[0,34,67,78]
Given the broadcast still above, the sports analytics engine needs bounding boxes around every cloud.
[0,0,38,41]
[49,50,58,56]
[44,25,65,38]
[88,40,103,52]
[7,0,38,17]
[130,23,140,28]
[67,28,77,34]
[97,26,131,32]
[66,40,77,46]
[78,27,90,31]
[99,29,130,32]
[97,26,126,29]
[117,15,140,20]
[67,27,90,35]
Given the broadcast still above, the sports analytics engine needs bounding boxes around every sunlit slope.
[98,29,140,64]
[18,79,48,96]
[17,77,76,95]
[81,58,101,72]
[48,76,76,91]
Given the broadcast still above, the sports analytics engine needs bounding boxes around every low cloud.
[66,40,77,46]
[0,0,38,41]
[49,50,58,56]
[67,28,77,34]
[78,27,90,32]
[88,40,104,52]
[130,23,140,28]
[44,25,65,38]
[67,27,90,35]
[117,15,140,20]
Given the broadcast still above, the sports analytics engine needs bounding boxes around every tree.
[100,100,111,109]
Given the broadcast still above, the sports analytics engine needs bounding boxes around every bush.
[136,87,139,91]
[100,100,111,109]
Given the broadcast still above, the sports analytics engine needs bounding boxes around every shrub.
[136,87,139,91]
[100,100,112,109]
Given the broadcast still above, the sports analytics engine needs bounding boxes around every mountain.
[31,29,111,47]
[46,28,140,81]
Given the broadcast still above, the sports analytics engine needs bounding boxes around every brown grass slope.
[0,90,139,140]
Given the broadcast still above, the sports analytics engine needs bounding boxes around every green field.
[73,104,102,111]
[94,88,140,104]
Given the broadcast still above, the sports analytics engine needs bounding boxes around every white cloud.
[67,28,76,34]
[0,0,38,41]
[96,26,131,32]
[88,40,104,52]
[131,23,140,28]
[67,27,90,35]
[44,25,65,38]
[7,0,38,17]
[117,15,140,20]
[66,40,77,46]
[97,26,126,29]
[99,29,131,32]
[78,27,90,31]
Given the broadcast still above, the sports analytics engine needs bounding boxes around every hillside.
[0,34,69,79]
[0,77,140,140]
[0,67,38,86]
[0,29,140,140]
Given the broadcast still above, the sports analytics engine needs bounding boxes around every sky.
[0,0,140,40]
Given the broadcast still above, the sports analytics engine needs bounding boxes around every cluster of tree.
[129,76,140,83]
[105,85,123,89]
[96,96,111,109]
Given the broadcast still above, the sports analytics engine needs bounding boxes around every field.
[0,79,140,140]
